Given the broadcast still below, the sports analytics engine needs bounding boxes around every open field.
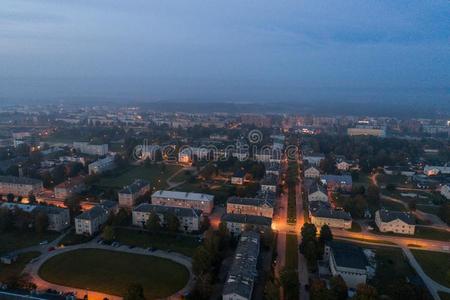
[96,164,182,190]
[411,249,450,288]
[114,228,200,257]
[0,231,60,255]
[38,249,189,299]
[0,251,41,282]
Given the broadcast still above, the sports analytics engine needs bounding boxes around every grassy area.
[335,236,396,245]
[284,234,299,300]
[97,164,182,190]
[372,226,450,242]
[348,222,362,232]
[58,230,94,247]
[38,249,189,299]
[411,249,450,288]
[0,231,60,255]
[439,292,450,300]
[0,251,41,282]
[114,228,200,257]
[286,161,298,224]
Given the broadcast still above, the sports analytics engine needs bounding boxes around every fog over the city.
[1,0,449,104]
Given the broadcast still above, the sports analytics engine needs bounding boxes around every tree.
[123,283,145,300]
[319,225,333,245]
[34,211,49,235]
[6,193,15,202]
[300,223,317,253]
[408,199,417,211]
[264,279,280,300]
[366,185,380,206]
[192,245,213,275]
[200,216,210,231]
[310,279,330,300]
[28,194,37,204]
[352,284,377,300]
[145,212,161,233]
[280,268,299,300]
[0,208,12,233]
[192,272,213,300]
[101,225,115,242]
[330,276,348,300]
[165,213,180,232]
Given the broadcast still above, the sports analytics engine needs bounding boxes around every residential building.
[222,231,260,300]
[320,175,353,192]
[423,165,450,176]
[347,125,386,137]
[265,162,280,176]
[221,213,272,235]
[118,179,150,209]
[304,166,320,178]
[74,201,117,235]
[151,190,214,214]
[73,142,108,156]
[231,170,245,185]
[227,196,273,218]
[375,209,415,235]
[309,201,352,229]
[54,176,86,199]
[132,203,202,232]
[308,183,328,202]
[178,147,210,164]
[323,241,369,289]
[441,184,450,200]
[88,155,115,175]
[303,153,325,166]
[0,176,43,197]
[260,175,278,193]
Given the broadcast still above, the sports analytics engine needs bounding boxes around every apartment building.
[151,190,214,214]
[0,176,43,197]
[308,184,328,202]
[54,176,86,199]
[88,155,116,175]
[74,201,118,235]
[73,142,109,156]
[304,166,320,178]
[221,213,272,235]
[309,201,352,230]
[227,196,274,218]
[118,179,150,209]
[375,209,415,235]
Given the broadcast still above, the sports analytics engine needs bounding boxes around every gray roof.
[309,201,351,220]
[0,175,43,185]
[321,175,353,185]
[133,203,201,218]
[227,196,273,208]
[119,179,150,194]
[75,206,107,221]
[222,213,272,227]
[328,241,368,270]
[261,174,278,186]
[309,183,327,194]
[152,190,214,202]
[222,231,260,299]
[377,209,415,225]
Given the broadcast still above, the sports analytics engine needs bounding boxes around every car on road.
[39,240,48,245]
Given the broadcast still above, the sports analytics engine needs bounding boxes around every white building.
[88,155,116,175]
[54,176,86,199]
[347,125,386,137]
[375,209,415,235]
[440,184,450,200]
[307,184,328,202]
[132,203,201,232]
[74,201,117,236]
[324,241,369,289]
[73,142,108,156]
[309,201,352,230]
[118,179,150,209]
[260,175,278,193]
[221,214,272,235]
[0,176,43,197]
[304,166,320,179]
[151,190,214,214]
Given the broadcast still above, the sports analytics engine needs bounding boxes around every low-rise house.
[227,196,274,218]
[132,203,202,232]
[308,183,328,202]
[221,213,272,235]
[440,184,450,200]
[309,201,352,229]
[231,170,245,185]
[0,254,18,265]
[304,166,320,179]
[74,202,115,235]
[88,155,116,175]
[54,176,86,199]
[323,241,369,288]
[336,160,353,171]
[0,176,43,197]
[303,153,325,166]
[152,190,214,214]
[222,231,260,300]
[375,209,415,235]
[320,175,353,192]
[260,175,278,193]
[118,179,150,209]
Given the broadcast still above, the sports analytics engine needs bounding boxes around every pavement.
[21,239,195,300]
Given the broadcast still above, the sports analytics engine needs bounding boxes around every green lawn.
[285,234,298,269]
[58,230,94,247]
[0,231,60,255]
[96,164,182,190]
[114,228,200,257]
[411,249,450,288]
[38,249,189,299]
[0,251,41,282]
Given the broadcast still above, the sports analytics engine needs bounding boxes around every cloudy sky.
[1,0,449,103]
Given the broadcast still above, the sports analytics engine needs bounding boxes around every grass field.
[38,249,189,299]
[0,231,60,255]
[0,251,41,282]
[58,230,94,246]
[285,234,299,300]
[96,164,181,190]
[411,249,450,288]
[114,228,200,257]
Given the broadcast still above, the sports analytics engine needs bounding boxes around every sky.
[0,0,449,104]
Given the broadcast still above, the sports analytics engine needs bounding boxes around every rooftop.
[221,213,272,226]
[133,203,201,218]
[119,179,150,194]
[328,241,368,270]
[377,209,415,225]
[152,190,214,202]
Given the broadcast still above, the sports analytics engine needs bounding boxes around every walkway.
[23,240,194,300]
